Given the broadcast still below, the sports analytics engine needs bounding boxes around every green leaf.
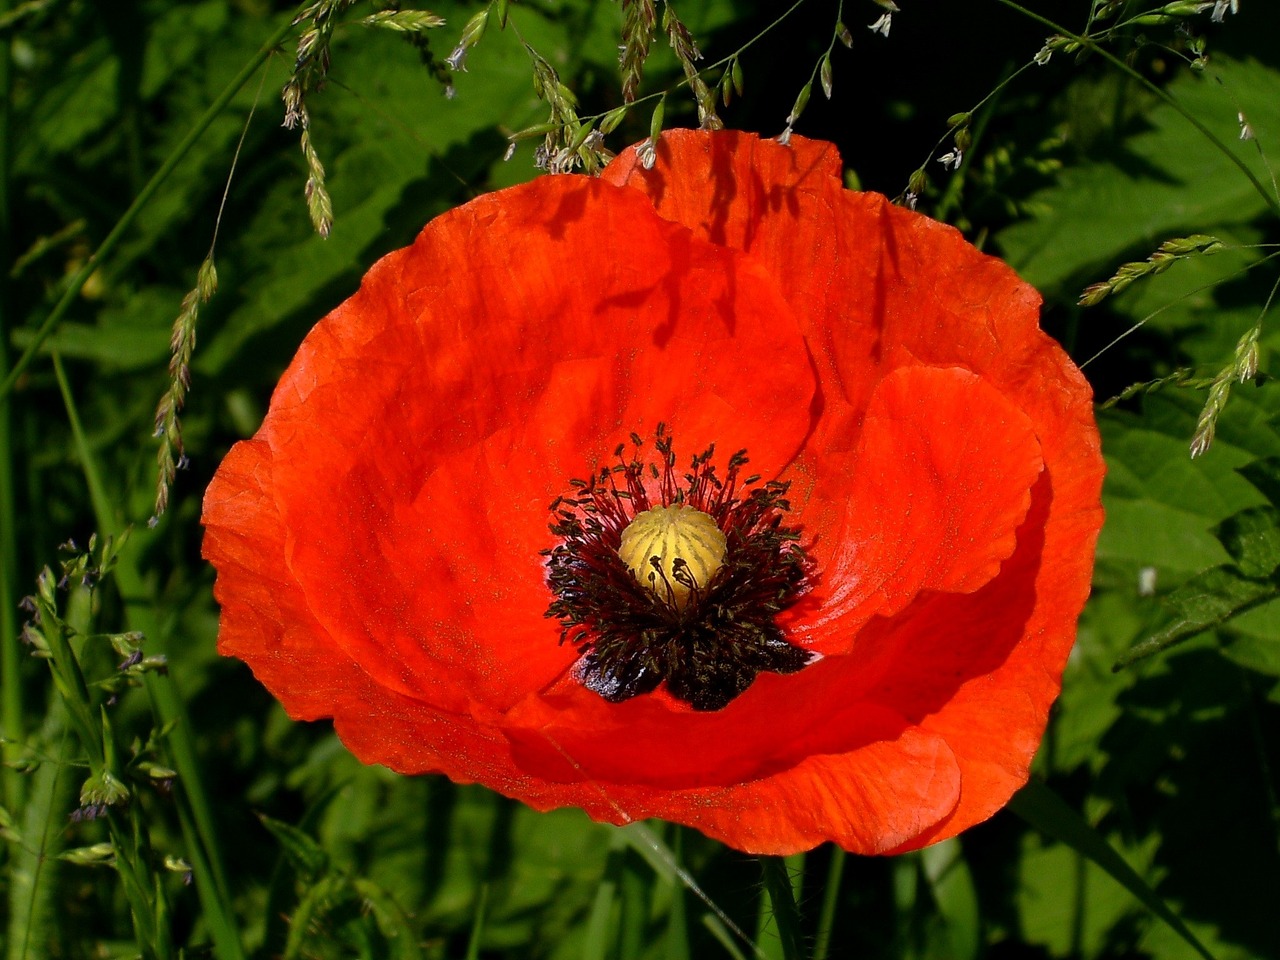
[1097,387,1280,583]
[18,34,118,162]
[999,56,1280,297]
[138,0,231,100]
[1214,505,1280,577]
[258,813,330,881]
[1099,410,1259,576]
[1114,564,1280,669]
[920,840,979,960]
[282,873,351,960]
[1008,780,1217,960]
[1238,455,1280,506]
[1218,611,1280,676]
[350,877,425,960]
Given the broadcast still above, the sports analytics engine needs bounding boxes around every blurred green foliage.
[2,1,1280,959]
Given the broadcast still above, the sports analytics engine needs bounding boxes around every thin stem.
[1009,780,1217,960]
[789,1,845,133]
[0,6,303,400]
[5,718,74,960]
[53,344,245,959]
[759,855,806,960]
[992,0,1280,222]
[1082,248,1280,369]
[620,822,762,957]
[703,0,811,76]
[48,355,112,748]
[51,352,112,533]
[811,847,845,960]
[47,475,184,960]
[932,60,1034,220]
[14,14,307,951]
[572,0,813,128]
[0,0,23,828]
[464,884,489,960]
[105,806,168,960]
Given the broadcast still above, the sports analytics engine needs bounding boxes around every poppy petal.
[602,130,1105,848]
[624,712,963,856]
[682,720,961,855]
[205,130,1105,857]
[203,439,372,721]
[225,176,817,716]
[786,362,1045,650]
[206,439,960,855]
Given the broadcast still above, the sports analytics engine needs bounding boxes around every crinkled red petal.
[238,177,815,716]
[206,437,959,855]
[603,130,1105,848]
[783,364,1044,648]
[205,130,1105,856]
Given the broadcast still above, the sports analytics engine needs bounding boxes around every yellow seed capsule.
[618,505,727,610]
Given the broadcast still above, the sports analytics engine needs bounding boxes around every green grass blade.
[663,829,691,960]
[618,846,648,960]
[5,717,74,960]
[464,884,489,960]
[0,0,24,843]
[702,913,751,960]
[920,838,980,960]
[758,855,806,960]
[350,877,425,960]
[0,6,304,400]
[52,351,245,960]
[811,847,845,960]
[582,832,625,960]
[1008,779,1217,960]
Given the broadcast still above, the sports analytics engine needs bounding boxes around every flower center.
[543,425,814,711]
[618,504,727,610]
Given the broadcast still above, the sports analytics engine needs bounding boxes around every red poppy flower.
[202,130,1104,855]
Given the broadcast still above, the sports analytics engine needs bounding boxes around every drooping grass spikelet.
[522,44,612,174]
[282,0,362,237]
[1098,369,1211,409]
[661,2,721,130]
[1190,324,1264,459]
[152,257,216,524]
[359,10,445,32]
[299,127,333,239]
[1079,234,1223,307]
[619,0,657,103]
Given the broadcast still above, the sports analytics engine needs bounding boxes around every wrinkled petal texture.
[204,131,1103,856]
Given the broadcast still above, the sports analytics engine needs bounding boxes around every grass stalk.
[663,828,691,960]
[16,13,344,957]
[0,0,24,830]
[759,855,806,960]
[52,353,245,960]
[811,847,845,960]
[5,717,74,960]
[0,6,304,400]
[993,0,1280,223]
[464,884,490,960]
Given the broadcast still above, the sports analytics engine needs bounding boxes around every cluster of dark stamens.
[543,425,813,711]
